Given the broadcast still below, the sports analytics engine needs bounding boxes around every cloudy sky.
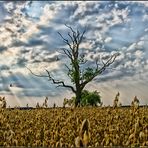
[0,1,148,107]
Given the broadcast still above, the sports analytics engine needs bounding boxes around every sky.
[0,1,148,107]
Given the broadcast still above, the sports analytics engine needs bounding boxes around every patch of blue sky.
[0,1,148,106]
[24,2,43,19]
[53,4,78,23]
[38,27,62,47]
[105,14,147,51]
[99,1,128,14]
[0,4,7,23]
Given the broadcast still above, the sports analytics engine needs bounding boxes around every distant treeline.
[7,105,148,110]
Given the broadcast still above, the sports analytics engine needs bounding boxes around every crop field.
[0,106,148,147]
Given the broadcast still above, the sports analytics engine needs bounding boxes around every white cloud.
[104,37,112,43]
[39,4,57,26]
[111,7,130,25]
[79,40,94,50]
[143,14,148,21]
[116,52,125,61]
[127,43,136,51]
[134,1,148,8]
[0,1,148,106]
[144,28,148,32]
[4,2,14,12]
[135,50,144,58]
[137,41,145,47]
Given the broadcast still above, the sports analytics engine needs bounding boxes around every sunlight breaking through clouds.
[0,1,148,107]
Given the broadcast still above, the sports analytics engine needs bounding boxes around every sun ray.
[0,72,22,107]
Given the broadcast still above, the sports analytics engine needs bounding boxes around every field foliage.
[0,106,148,147]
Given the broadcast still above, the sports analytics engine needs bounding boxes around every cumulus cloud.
[105,37,112,43]
[0,1,147,106]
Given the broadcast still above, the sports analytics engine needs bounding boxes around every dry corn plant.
[0,96,6,108]
[113,92,121,108]
[0,97,148,147]
[75,119,90,147]
[131,96,140,110]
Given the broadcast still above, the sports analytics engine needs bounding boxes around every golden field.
[0,106,148,147]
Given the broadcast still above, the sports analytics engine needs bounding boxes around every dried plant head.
[134,96,139,103]
[75,136,83,147]
[82,130,90,147]
[79,119,90,137]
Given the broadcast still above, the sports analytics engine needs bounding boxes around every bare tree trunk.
[75,86,82,107]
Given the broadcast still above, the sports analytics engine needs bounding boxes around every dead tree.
[27,25,119,107]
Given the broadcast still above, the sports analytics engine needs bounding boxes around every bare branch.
[64,24,82,47]
[68,32,74,46]
[65,64,71,72]
[26,66,76,93]
[79,59,88,65]
[45,70,76,93]
[95,59,100,70]
[101,58,106,66]
[65,24,75,34]
[58,32,68,43]
[76,29,80,40]
[79,29,86,44]
[96,54,118,75]
[60,48,73,59]
[26,66,48,77]
[65,25,77,48]
[58,32,73,50]
[80,53,119,89]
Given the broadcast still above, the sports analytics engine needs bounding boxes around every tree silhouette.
[27,25,119,107]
